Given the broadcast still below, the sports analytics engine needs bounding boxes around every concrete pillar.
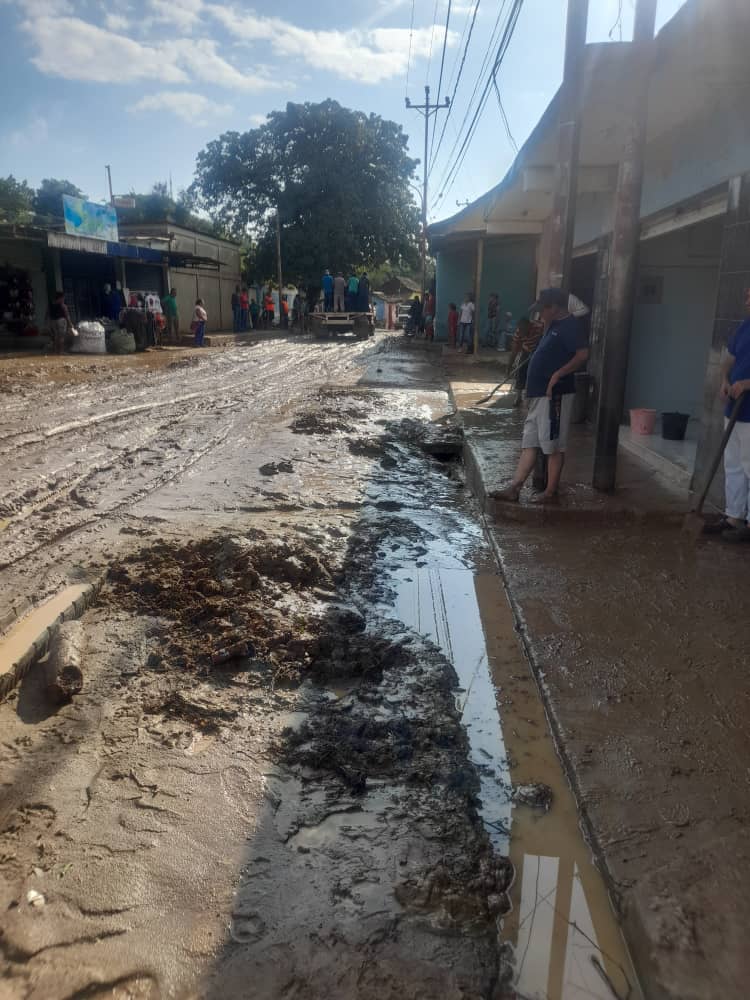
[473,237,484,355]
[693,173,750,508]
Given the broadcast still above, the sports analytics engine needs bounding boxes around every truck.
[310,310,375,341]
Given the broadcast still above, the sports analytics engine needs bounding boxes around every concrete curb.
[0,580,102,702]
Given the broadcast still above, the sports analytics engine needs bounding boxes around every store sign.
[63,195,119,242]
[48,231,109,254]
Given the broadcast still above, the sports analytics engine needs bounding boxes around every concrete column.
[545,0,589,289]
[592,0,657,492]
[693,173,750,508]
[473,237,484,355]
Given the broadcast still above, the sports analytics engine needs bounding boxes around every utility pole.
[105,165,114,206]
[275,208,283,329]
[405,85,450,306]
[545,0,589,289]
[592,0,658,491]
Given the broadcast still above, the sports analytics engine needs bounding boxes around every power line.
[434,0,453,111]
[425,0,441,87]
[428,0,482,176]
[433,0,525,211]
[405,0,416,98]
[492,74,518,152]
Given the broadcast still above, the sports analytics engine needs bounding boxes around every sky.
[0,0,687,226]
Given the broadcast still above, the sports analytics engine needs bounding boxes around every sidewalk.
[448,367,750,1000]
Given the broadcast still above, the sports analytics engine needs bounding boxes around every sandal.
[702,517,738,535]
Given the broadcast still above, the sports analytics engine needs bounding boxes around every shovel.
[683,390,747,536]
[474,356,528,406]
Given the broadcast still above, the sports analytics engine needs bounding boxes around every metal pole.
[276,209,283,329]
[546,0,589,289]
[422,86,430,307]
[473,237,484,356]
[105,165,114,206]
[592,0,658,492]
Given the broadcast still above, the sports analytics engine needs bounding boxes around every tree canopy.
[191,100,421,284]
[0,176,34,224]
[33,178,85,223]
[116,182,224,238]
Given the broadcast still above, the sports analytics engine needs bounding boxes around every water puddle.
[377,514,642,1000]
[0,584,90,679]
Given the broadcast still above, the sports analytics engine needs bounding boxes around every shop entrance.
[60,250,117,325]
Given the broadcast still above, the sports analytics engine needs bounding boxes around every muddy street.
[0,336,638,1000]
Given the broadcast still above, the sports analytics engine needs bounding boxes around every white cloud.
[146,0,204,33]
[208,6,458,84]
[7,114,49,148]
[104,13,130,31]
[248,112,267,126]
[22,16,189,83]
[170,38,278,92]
[128,90,232,125]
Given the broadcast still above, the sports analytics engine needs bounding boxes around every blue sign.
[63,196,119,242]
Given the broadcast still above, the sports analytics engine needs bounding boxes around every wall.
[624,218,722,418]
[694,172,750,505]
[434,237,536,342]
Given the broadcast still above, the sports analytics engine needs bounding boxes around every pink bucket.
[630,408,657,435]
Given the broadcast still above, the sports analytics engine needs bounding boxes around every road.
[0,335,638,1000]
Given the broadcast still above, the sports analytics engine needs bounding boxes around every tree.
[0,175,34,224]
[191,100,421,284]
[116,182,224,238]
[33,178,85,223]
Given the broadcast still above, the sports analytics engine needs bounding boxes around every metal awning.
[45,231,222,271]
[167,252,221,271]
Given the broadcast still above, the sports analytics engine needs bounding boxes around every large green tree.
[191,100,421,284]
[0,175,34,224]
[33,178,85,223]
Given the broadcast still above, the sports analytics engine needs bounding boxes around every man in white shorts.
[492,287,589,503]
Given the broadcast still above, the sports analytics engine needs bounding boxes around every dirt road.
[0,336,638,1000]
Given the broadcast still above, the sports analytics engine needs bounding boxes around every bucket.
[630,408,657,435]
[661,411,689,441]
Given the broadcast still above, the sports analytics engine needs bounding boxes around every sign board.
[113,196,136,209]
[63,195,119,242]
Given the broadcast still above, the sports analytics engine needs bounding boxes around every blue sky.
[0,0,686,224]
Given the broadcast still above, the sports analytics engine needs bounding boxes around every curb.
[0,580,102,702]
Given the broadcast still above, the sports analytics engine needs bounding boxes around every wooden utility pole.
[546,0,589,289]
[405,86,450,306]
[592,0,658,491]
[275,209,283,327]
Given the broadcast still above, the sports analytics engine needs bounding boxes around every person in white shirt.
[458,292,475,352]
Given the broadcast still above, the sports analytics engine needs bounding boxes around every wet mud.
[0,337,640,999]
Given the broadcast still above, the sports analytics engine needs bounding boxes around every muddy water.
[374,509,641,1000]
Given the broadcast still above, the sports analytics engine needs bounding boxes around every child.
[447,302,458,348]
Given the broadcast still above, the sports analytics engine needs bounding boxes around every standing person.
[264,290,275,329]
[322,269,334,312]
[47,290,71,355]
[705,287,750,542]
[333,272,346,312]
[231,285,241,333]
[281,295,290,328]
[447,302,458,348]
[492,288,589,504]
[458,292,475,352]
[508,315,543,406]
[347,272,359,311]
[162,287,179,344]
[357,272,370,313]
[409,294,421,336]
[192,298,208,347]
[424,289,435,341]
[239,287,250,331]
[487,291,500,347]
[249,296,259,330]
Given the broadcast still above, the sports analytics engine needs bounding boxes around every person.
[408,295,421,335]
[423,290,435,341]
[47,290,71,355]
[333,272,346,312]
[487,291,500,347]
[162,287,179,344]
[249,296,259,330]
[281,294,290,328]
[492,288,589,504]
[192,298,207,347]
[458,292,475,352]
[231,285,241,333]
[347,272,359,311]
[239,287,249,331]
[357,272,370,313]
[704,287,750,542]
[508,315,543,405]
[264,291,275,329]
[322,269,334,312]
[447,302,458,348]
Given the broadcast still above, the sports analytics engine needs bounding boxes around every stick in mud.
[44,619,85,702]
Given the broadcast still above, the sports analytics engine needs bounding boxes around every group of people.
[321,270,370,313]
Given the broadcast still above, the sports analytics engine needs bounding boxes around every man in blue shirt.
[711,288,750,542]
[492,288,589,503]
[322,269,334,312]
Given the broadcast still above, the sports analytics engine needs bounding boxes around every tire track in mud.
[0,339,382,572]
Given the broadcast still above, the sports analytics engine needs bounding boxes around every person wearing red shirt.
[447,302,458,348]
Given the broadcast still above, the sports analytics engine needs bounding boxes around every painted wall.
[434,237,536,342]
[624,219,722,418]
